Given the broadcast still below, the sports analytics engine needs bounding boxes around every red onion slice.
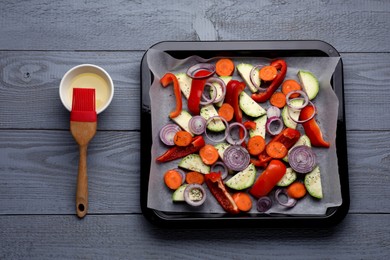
[207,77,226,104]
[159,124,181,146]
[266,116,284,136]
[188,115,207,135]
[184,184,207,206]
[204,116,229,143]
[256,196,273,212]
[267,106,281,118]
[200,82,217,105]
[223,145,250,172]
[186,63,215,79]
[288,101,316,124]
[275,188,297,208]
[288,145,317,174]
[286,90,309,110]
[211,161,228,180]
[226,122,247,145]
[250,65,269,92]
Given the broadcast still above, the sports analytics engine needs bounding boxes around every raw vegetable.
[282,99,304,129]
[247,135,266,156]
[299,104,330,148]
[226,122,247,146]
[211,161,228,179]
[188,69,214,115]
[275,188,297,208]
[269,91,286,108]
[304,166,323,199]
[160,73,183,118]
[225,163,256,190]
[216,58,235,76]
[286,182,307,199]
[276,167,297,187]
[239,91,267,118]
[184,184,207,206]
[159,124,181,146]
[172,184,188,202]
[204,172,240,214]
[266,141,288,159]
[199,144,219,165]
[283,134,311,162]
[232,192,253,212]
[298,70,319,100]
[178,154,210,174]
[186,171,205,185]
[210,76,232,107]
[259,65,278,81]
[256,196,273,212]
[281,79,302,98]
[188,115,206,135]
[204,116,229,143]
[218,103,234,122]
[214,142,231,159]
[288,145,317,174]
[236,63,260,93]
[267,106,281,118]
[175,72,192,99]
[171,110,193,135]
[200,104,226,132]
[249,115,267,138]
[265,116,284,136]
[223,145,250,172]
[225,80,246,140]
[164,169,183,190]
[173,131,193,147]
[252,59,287,103]
[156,136,205,163]
[255,128,300,168]
[249,159,287,198]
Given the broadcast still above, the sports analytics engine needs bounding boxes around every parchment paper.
[146,49,342,216]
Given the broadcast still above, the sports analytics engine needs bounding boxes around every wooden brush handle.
[76,145,88,218]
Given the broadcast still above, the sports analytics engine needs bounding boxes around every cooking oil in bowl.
[68,73,109,111]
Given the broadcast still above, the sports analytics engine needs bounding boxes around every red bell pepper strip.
[243,120,256,130]
[249,159,287,198]
[251,59,287,103]
[300,105,330,148]
[160,73,182,119]
[156,136,205,163]
[188,70,213,115]
[225,80,246,143]
[204,172,240,214]
[254,128,301,168]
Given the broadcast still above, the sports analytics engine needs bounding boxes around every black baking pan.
[140,40,349,228]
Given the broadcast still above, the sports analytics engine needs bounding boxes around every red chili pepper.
[256,128,301,168]
[300,105,330,148]
[251,59,287,103]
[160,73,182,119]
[249,159,287,198]
[188,70,213,115]
[204,172,240,214]
[156,136,205,163]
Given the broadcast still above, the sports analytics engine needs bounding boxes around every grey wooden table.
[1,1,389,259]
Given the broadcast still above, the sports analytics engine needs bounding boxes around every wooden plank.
[0,1,390,52]
[0,129,389,215]
[1,51,390,131]
[1,214,389,259]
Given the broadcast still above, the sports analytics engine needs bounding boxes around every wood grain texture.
[1,51,390,131]
[0,130,388,215]
[1,0,390,52]
[1,214,390,259]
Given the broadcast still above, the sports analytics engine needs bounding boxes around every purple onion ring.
[159,124,181,146]
[266,116,284,136]
[286,90,309,110]
[186,63,215,79]
[184,184,207,207]
[223,145,250,172]
[288,101,317,124]
[211,161,228,180]
[204,116,229,143]
[288,145,317,174]
[207,77,226,104]
[200,82,217,105]
[256,196,273,212]
[188,115,207,135]
[226,122,247,146]
[275,188,297,208]
[250,64,269,92]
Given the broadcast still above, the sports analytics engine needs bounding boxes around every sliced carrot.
[199,144,219,165]
[232,192,252,212]
[266,141,288,159]
[286,182,307,199]
[247,135,266,156]
[259,65,278,81]
[218,103,234,122]
[173,131,192,147]
[164,169,183,190]
[282,79,302,98]
[215,58,235,76]
[270,92,286,108]
[185,171,205,185]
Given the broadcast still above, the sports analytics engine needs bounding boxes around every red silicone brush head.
[70,88,97,122]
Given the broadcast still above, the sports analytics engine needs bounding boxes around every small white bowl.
[59,64,114,114]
